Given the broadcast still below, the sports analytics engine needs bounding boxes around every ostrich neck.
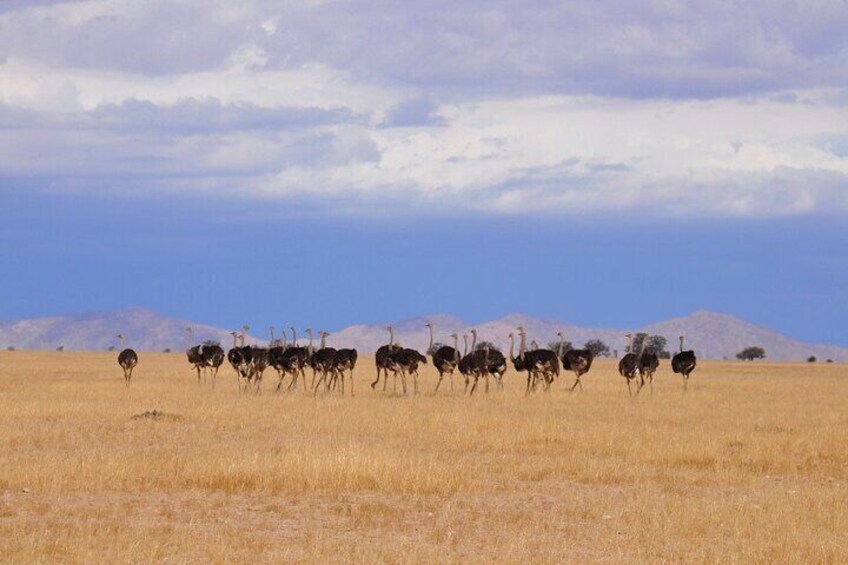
[270,327,275,344]
[679,336,684,353]
[453,335,460,362]
[319,333,326,350]
[519,332,526,358]
[427,325,434,350]
[471,332,477,352]
[463,336,468,356]
[292,328,297,346]
[509,334,515,361]
[389,327,394,346]
[558,334,564,357]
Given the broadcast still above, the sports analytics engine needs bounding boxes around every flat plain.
[0,351,846,563]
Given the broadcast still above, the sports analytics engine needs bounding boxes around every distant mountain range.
[0,309,259,353]
[1,308,845,361]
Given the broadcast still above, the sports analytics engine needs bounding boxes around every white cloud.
[1,1,847,219]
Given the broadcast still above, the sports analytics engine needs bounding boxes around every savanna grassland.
[0,352,846,563]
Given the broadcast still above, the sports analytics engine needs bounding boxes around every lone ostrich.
[372,325,402,391]
[671,335,697,391]
[618,334,646,396]
[116,334,138,387]
[426,323,460,392]
[185,327,205,382]
[557,332,594,392]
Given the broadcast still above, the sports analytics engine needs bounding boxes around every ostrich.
[484,343,508,392]
[250,342,270,392]
[468,346,500,395]
[269,331,296,391]
[310,330,339,394]
[201,342,225,387]
[331,347,358,396]
[459,344,489,395]
[508,332,528,375]
[637,337,660,396]
[618,334,646,396]
[386,346,428,395]
[185,327,205,382]
[372,325,402,391]
[426,323,460,392]
[517,327,559,393]
[231,346,255,393]
[558,332,594,392]
[671,335,697,391]
[227,330,241,372]
[457,329,485,393]
[116,334,138,387]
[283,326,311,392]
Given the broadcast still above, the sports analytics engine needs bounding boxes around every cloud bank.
[1,0,847,218]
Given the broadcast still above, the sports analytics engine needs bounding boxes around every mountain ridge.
[0,308,845,361]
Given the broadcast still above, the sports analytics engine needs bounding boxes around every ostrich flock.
[116,324,698,395]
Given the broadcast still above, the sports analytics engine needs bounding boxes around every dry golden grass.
[1,351,846,563]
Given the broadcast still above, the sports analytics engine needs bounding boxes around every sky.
[1,1,847,345]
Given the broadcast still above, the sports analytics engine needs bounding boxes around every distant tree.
[427,342,447,356]
[584,339,611,357]
[6,346,15,351]
[807,355,817,363]
[474,341,501,353]
[826,359,834,363]
[163,348,172,353]
[107,345,116,352]
[56,345,64,352]
[547,341,572,354]
[736,346,766,361]
[629,333,670,358]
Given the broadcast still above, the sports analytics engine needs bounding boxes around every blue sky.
[1,1,847,345]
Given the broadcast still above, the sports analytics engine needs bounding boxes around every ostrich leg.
[434,370,445,393]
[569,376,580,392]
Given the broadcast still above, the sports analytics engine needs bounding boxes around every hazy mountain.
[1,308,845,361]
[330,311,846,361]
[326,314,467,353]
[0,308,258,352]
[640,310,848,361]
